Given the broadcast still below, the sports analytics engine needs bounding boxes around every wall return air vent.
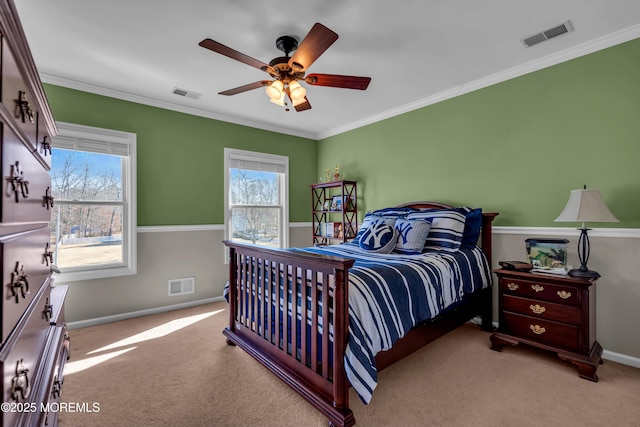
[168,277,195,296]
[522,20,574,48]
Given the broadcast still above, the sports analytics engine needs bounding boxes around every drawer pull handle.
[40,135,52,157]
[44,298,54,322]
[11,359,30,401]
[44,242,55,266]
[530,324,546,335]
[507,283,519,291]
[557,290,572,299]
[8,161,29,203]
[530,304,546,315]
[531,284,544,292]
[51,375,61,399]
[43,186,55,210]
[16,90,35,123]
[10,262,30,303]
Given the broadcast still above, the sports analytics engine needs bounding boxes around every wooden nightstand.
[490,269,603,381]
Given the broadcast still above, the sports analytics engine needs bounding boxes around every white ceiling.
[13,0,640,140]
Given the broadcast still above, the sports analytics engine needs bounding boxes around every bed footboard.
[223,241,356,427]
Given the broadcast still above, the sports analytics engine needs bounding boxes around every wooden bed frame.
[223,202,498,426]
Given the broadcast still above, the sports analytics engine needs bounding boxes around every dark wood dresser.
[0,1,69,426]
[490,269,602,381]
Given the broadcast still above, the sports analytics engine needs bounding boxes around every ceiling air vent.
[522,20,574,48]
[172,87,202,100]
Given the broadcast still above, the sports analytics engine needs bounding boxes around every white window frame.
[224,148,289,249]
[51,121,137,281]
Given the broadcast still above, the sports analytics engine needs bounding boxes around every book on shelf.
[319,222,343,238]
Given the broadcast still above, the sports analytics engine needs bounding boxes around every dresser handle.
[51,375,61,399]
[44,298,54,322]
[530,304,546,315]
[9,161,29,203]
[507,282,519,291]
[43,186,55,210]
[531,284,544,292]
[40,135,52,157]
[557,290,572,299]
[11,359,30,401]
[10,262,30,303]
[44,242,55,266]
[530,324,546,335]
[15,90,35,123]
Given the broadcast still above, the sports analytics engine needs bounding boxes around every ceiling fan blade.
[305,73,371,90]
[288,23,338,72]
[285,89,312,112]
[219,81,270,96]
[293,97,312,112]
[199,38,270,71]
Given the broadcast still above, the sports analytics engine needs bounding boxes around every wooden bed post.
[331,267,355,426]
[481,212,498,332]
[226,246,237,345]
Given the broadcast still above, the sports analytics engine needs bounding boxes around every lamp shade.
[555,189,619,223]
[265,80,284,100]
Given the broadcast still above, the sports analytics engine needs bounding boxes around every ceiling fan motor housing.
[275,35,298,56]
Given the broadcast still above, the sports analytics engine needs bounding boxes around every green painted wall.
[318,38,640,227]
[43,85,317,225]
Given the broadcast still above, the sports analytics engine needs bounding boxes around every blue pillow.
[352,214,397,245]
[371,207,420,218]
[394,218,432,254]
[359,223,399,253]
[407,209,466,252]
[456,207,483,247]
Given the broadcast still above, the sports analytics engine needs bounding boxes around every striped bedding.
[293,243,492,404]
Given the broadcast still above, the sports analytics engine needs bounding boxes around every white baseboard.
[67,296,225,330]
[470,318,640,370]
[603,349,640,369]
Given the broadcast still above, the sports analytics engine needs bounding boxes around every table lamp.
[554,186,618,278]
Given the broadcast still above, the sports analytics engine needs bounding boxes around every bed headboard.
[395,201,499,267]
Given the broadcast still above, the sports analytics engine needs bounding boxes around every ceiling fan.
[199,23,371,112]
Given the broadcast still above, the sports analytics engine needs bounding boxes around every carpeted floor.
[58,301,640,427]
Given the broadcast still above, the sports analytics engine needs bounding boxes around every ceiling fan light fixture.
[270,90,285,106]
[288,80,306,101]
[266,80,284,100]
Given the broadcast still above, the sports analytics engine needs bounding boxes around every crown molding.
[40,24,640,141]
[39,72,316,140]
[317,24,640,140]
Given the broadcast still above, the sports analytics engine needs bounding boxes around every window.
[49,122,137,281]
[224,148,289,248]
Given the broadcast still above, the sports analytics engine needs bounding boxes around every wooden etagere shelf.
[311,180,357,246]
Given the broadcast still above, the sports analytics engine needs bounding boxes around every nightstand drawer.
[503,312,579,350]
[503,294,581,325]
[500,278,578,305]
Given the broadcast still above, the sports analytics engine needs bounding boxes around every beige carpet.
[59,301,640,427]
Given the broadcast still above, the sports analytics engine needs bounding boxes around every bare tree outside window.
[229,169,281,246]
[50,149,124,268]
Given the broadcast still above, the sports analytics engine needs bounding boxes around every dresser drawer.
[0,284,52,427]
[1,37,39,151]
[500,277,578,305]
[1,123,53,225]
[502,311,579,350]
[503,294,581,325]
[36,324,68,427]
[2,227,52,343]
